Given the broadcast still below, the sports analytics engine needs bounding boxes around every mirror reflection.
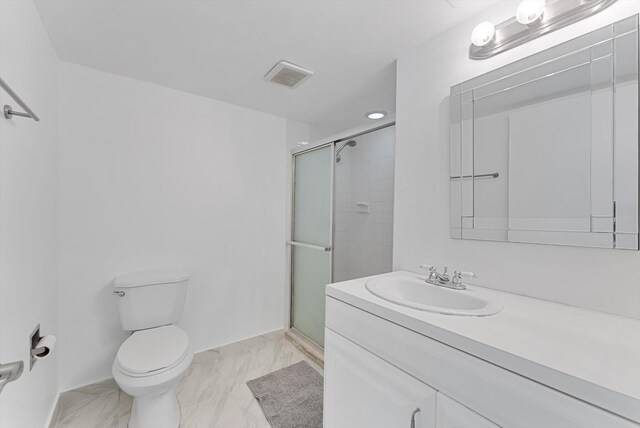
[450,16,639,249]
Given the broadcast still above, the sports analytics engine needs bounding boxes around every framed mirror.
[450,15,639,249]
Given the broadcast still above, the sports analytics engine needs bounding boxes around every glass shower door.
[290,144,333,347]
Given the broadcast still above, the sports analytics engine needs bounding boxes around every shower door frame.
[287,120,396,348]
[288,142,335,347]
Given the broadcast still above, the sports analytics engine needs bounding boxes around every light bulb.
[471,22,496,47]
[516,0,545,26]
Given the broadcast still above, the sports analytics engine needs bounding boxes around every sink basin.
[365,276,503,316]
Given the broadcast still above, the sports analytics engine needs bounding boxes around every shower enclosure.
[289,124,396,347]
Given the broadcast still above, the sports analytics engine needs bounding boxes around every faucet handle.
[419,264,435,273]
[453,270,477,281]
[419,264,437,280]
[451,270,476,288]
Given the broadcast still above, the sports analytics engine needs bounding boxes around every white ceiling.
[35,0,496,135]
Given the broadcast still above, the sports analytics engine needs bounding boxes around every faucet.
[419,264,477,290]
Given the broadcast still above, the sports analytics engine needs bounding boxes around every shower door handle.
[287,241,332,252]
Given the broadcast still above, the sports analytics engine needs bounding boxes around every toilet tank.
[113,269,189,331]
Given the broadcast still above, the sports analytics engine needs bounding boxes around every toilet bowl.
[111,269,192,428]
[113,325,193,428]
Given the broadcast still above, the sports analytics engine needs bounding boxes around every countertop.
[326,270,640,423]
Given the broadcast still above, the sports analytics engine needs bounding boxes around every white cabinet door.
[436,393,500,428]
[324,328,437,428]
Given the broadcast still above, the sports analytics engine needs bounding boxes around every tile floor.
[49,330,323,428]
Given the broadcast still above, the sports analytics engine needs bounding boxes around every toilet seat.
[116,325,190,377]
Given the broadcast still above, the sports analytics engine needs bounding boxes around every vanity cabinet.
[324,329,436,428]
[325,328,496,428]
[435,394,499,428]
[324,296,639,428]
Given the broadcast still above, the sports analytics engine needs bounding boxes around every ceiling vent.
[264,61,314,89]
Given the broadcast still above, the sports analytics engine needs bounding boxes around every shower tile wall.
[333,126,395,282]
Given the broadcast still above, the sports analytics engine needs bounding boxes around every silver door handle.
[410,407,420,428]
[0,361,24,395]
[286,241,332,251]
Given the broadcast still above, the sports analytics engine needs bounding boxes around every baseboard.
[285,328,324,368]
[203,327,286,352]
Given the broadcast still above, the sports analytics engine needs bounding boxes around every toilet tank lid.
[114,269,190,288]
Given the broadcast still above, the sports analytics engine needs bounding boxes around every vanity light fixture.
[471,22,496,47]
[469,0,617,60]
[516,0,546,26]
[366,111,387,120]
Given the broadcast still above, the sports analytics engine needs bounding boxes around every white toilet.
[112,269,194,428]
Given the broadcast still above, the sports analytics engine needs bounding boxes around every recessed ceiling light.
[366,111,387,120]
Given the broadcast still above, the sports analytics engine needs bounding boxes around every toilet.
[112,269,194,428]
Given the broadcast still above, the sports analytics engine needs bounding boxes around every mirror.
[450,15,639,250]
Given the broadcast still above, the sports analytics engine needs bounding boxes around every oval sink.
[365,276,503,316]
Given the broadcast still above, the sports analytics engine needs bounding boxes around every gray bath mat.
[246,361,323,428]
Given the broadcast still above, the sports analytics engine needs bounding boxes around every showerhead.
[336,140,357,162]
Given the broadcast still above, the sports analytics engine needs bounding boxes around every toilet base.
[128,388,180,428]
[112,332,193,428]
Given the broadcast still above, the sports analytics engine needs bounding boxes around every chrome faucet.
[419,264,477,290]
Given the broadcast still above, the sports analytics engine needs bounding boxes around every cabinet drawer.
[326,297,638,428]
[324,328,436,428]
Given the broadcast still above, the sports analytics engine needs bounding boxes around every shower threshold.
[285,328,324,368]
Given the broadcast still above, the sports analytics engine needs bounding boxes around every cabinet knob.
[410,407,421,428]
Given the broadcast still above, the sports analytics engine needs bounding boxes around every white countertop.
[326,271,640,422]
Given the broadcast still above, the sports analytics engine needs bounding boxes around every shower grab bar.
[287,241,332,252]
[0,77,40,121]
[450,172,499,180]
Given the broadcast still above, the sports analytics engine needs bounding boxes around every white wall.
[394,0,640,319]
[334,126,395,282]
[0,1,60,427]
[58,62,288,390]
